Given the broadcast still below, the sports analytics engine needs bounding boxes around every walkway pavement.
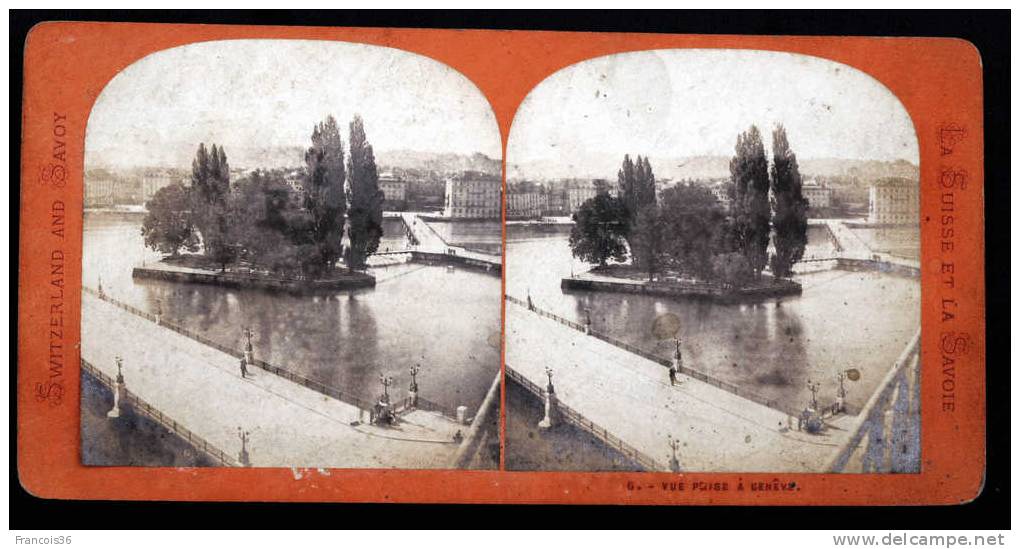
[506,301,855,472]
[81,291,466,468]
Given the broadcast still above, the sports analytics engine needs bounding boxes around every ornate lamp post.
[242,327,255,367]
[668,434,682,472]
[538,367,558,430]
[801,379,823,434]
[375,374,395,425]
[379,374,393,404]
[674,336,683,370]
[835,371,848,414]
[107,356,126,418]
[237,427,251,467]
[667,336,683,386]
[806,380,820,412]
[408,364,420,407]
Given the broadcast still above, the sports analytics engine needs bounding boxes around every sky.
[507,49,920,175]
[85,39,502,169]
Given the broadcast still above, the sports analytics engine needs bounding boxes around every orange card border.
[17,22,985,505]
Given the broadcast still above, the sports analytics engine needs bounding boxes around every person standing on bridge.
[239,357,248,379]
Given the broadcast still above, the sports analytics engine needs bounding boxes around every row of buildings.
[86,166,918,226]
[505,179,614,219]
[87,167,414,212]
[282,170,411,211]
[86,166,499,219]
[503,176,917,226]
[84,168,188,208]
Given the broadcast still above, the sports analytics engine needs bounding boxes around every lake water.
[82,213,501,413]
[851,226,921,260]
[427,219,503,255]
[505,224,920,412]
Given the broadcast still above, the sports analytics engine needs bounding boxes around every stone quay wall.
[560,275,802,304]
[132,264,376,293]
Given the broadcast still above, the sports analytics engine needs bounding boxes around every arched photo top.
[507,48,919,182]
[85,39,501,171]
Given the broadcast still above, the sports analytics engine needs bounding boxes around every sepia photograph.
[504,49,922,473]
[79,39,503,470]
[15,10,1001,518]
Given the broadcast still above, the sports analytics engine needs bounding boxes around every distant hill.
[510,154,918,183]
[88,145,500,177]
[375,150,500,175]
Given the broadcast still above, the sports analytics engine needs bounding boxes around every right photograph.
[503,49,922,473]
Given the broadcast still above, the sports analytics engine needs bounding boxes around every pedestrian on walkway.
[668,364,677,386]
[240,357,248,379]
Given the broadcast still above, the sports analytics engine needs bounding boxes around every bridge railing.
[409,251,501,274]
[81,358,239,466]
[506,365,666,472]
[393,215,421,246]
[506,294,798,417]
[389,394,460,422]
[83,286,378,414]
[413,214,451,247]
[827,329,921,473]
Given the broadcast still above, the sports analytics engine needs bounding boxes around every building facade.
[545,189,567,215]
[868,179,920,225]
[84,175,116,208]
[708,180,734,213]
[565,181,598,214]
[378,172,408,210]
[444,172,501,219]
[141,170,180,204]
[802,179,834,210]
[507,191,548,219]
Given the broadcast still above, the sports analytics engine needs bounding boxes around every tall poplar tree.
[346,115,384,271]
[190,143,233,269]
[617,154,637,218]
[189,143,212,239]
[769,125,808,278]
[617,154,657,224]
[636,156,657,208]
[617,154,657,267]
[630,203,664,281]
[729,126,771,278]
[303,115,347,274]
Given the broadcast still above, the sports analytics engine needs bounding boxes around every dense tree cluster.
[569,124,808,286]
[140,182,199,257]
[140,114,384,277]
[568,191,629,266]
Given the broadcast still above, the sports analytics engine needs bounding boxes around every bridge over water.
[507,297,868,472]
[370,213,501,274]
[81,288,496,469]
[506,296,920,472]
[799,219,920,276]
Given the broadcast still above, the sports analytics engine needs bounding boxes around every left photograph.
[80,39,503,469]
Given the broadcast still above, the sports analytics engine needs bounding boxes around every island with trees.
[563,124,809,303]
[134,114,385,292]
